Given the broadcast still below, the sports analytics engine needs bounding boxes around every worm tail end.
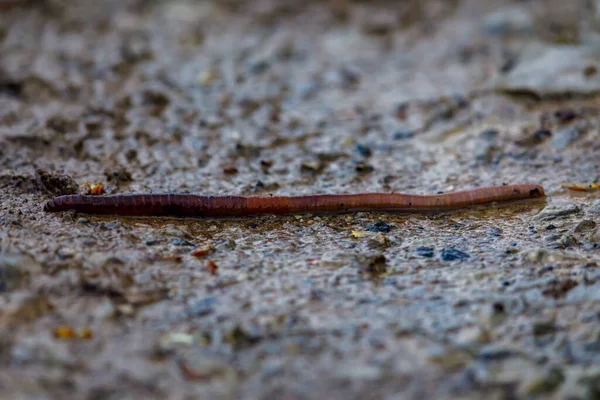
[43,199,57,212]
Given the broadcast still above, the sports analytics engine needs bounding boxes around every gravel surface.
[1,0,600,399]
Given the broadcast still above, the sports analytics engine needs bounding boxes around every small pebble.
[518,366,564,397]
[366,221,391,233]
[216,238,236,250]
[352,253,387,274]
[393,131,414,140]
[574,219,597,233]
[546,224,557,230]
[479,128,499,141]
[487,229,501,237]
[105,221,119,229]
[354,163,374,174]
[172,239,195,246]
[588,200,600,215]
[533,129,552,143]
[416,246,434,258]
[476,345,517,362]
[551,126,582,150]
[532,321,556,336]
[534,203,580,221]
[539,265,554,273]
[189,297,216,317]
[441,248,470,261]
[248,60,270,75]
[77,218,89,224]
[355,144,372,157]
[553,109,577,123]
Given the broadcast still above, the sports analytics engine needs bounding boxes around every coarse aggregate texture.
[1,0,600,399]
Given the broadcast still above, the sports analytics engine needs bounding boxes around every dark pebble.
[189,296,216,317]
[354,163,374,174]
[355,144,372,157]
[393,131,414,140]
[532,321,556,336]
[479,128,499,141]
[487,229,501,237]
[416,246,435,258]
[583,340,600,352]
[533,129,552,144]
[145,240,159,246]
[584,65,598,78]
[260,160,273,172]
[499,54,517,74]
[172,239,195,246]
[248,60,270,75]
[441,248,470,261]
[104,167,133,184]
[366,221,391,233]
[255,180,265,189]
[476,347,517,362]
[553,109,577,124]
[353,253,387,274]
[393,103,409,120]
[492,302,505,314]
[546,224,557,230]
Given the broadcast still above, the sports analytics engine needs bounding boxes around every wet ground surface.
[1,0,600,398]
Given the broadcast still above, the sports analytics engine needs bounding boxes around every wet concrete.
[1,0,600,399]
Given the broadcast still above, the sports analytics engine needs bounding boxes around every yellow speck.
[53,326,74,340]
[197,67,218,86]
[341,137,354,147]
[561,182,600,192]
[78,328,93,340]
[351,230,368,239]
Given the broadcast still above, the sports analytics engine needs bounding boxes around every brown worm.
[43,184,545,218]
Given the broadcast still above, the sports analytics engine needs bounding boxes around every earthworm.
[43,184,545,217]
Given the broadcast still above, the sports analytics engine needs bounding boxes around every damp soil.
[1,0,600,399]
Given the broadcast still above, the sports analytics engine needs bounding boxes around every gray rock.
[0,292,51,325]
[574,219,597,233]
[544,234,561,242]
[551,126,583,150]
[482,6,535,37]
[518,366,565,397]
[0,254,41,292]
[534,203,580,221]
[215,238,236,251]
[588,200,600,215]
[495,44,600,97]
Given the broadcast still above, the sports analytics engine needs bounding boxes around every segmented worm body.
[43,184,545,217]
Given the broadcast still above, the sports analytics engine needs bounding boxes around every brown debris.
[35,169,79,195]
[542,278,579,299]
[206,260,218,275]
